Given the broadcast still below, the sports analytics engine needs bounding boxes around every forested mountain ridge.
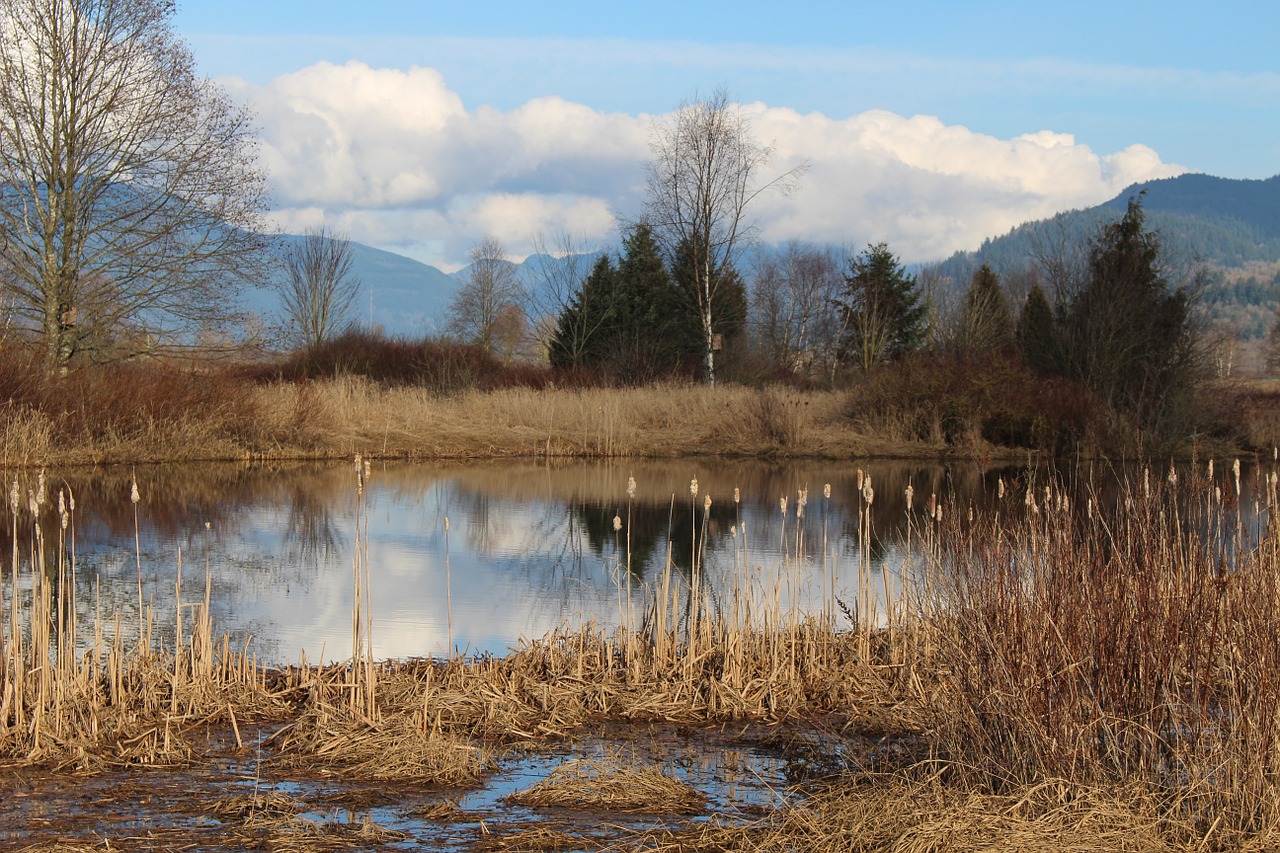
[929,173,1280,341]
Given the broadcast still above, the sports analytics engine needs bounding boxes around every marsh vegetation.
[0,457,1277,849]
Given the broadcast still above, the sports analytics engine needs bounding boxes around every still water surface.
[13,456,1274,665]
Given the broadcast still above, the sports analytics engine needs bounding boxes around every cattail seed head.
[1167,462,1178,487]
[703,494,712,512]
[613,514,622,532]
[857,469,864,491]
[130,478,140,505]
[862,481,874,506]
[780,496,787,515]
[1208,459,1214,480]
[823,483,831,500]
[690,477,698,498]
[444,516,450,532]
[627,476,637,499]
[733,487,740,504]
[905,484,914,512]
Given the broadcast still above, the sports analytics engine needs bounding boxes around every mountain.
[243,235,460,338]
[929,173,1280,340]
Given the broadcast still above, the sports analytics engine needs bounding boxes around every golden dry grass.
[3,463,1280,851]
[508,754,704,814]
[242,379,916,460]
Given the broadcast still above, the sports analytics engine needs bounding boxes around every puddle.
[0,723,841,850]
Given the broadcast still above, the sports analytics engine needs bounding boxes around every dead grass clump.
[476,824,589,851]
[622,776,1178,853]
[263,814,411,852]
[212,789,305,827]
[508,755,704,814]
[278,707,491,785]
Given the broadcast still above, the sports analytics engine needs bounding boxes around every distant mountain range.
[249,172,1280,341]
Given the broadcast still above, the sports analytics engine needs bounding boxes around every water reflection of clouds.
[25,458,1271,666]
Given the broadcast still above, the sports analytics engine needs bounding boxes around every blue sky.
[170,1,1280,269]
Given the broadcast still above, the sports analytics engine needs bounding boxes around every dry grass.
[508,754,704,813]
[246,378,880,460]
[3,459,1280,851]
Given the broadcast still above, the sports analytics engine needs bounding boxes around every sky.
[171,1,1280,271]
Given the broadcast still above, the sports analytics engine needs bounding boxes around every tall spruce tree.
[958,264,1014,352]
[1059,196,1202,435]
[1016,283,1059,375]
[837,242,925,370]
[547,254,618,370]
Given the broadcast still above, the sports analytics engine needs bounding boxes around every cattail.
[796,487,807,518]
[998,478,1005,500]
[928,493,937,516]
[1215,486,1222,504]
[8,478,18,515]
[905,484,914,512]
[27,490,37,517]
[58,490,67,530]
[934,502,942,522]
[823,483,831,500]
[733,487,740,504]
[1167,461,1178,487]
[444,517,449,533]
[857,469,864,491]
[968,505,974,523]
[627,476,637,500]
[36,469,46,508]
[1208,459,1214,480]
[690,477,698,499]
[730,525,737,538]
[1087,498,1094,520]
[613,515,622,532]
[780,496,787,515]
[131,477,140,505]
[862,478,874,506]
[703,495,712,512]
[1234,459,1242,496]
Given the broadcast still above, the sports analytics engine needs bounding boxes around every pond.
[4,455,1275,666]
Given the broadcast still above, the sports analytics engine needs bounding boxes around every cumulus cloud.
[229,61,1184,269]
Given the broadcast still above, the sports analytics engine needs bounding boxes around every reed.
[3,457,1280,851]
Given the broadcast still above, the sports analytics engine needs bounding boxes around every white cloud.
[230,61,1184,268]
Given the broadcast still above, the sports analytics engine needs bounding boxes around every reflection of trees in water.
[574,496,739,582]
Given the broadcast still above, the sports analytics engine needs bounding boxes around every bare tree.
[525,230,603,364]
[751,241,842,374]
[0,0,269,368]
[278,227,361,350]
[446,235,526,358]
[644,89,804,386]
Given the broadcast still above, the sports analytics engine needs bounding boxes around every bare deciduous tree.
[278,227,361,350]
[446,235,526,358]
[644,88,804,387]
[0,0,269,368]
[751,241,842,374]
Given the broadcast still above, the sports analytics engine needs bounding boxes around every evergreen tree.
[547,254,618,370]
[957,264,1013,352]
[612,222,681,380]
[837,242,925,370]
[1059,196,1203,434]
[1016,283,1059,375]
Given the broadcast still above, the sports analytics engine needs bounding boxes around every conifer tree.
[837,242,925,370]
[958,264,1014,352]
[1016,283,1059,375]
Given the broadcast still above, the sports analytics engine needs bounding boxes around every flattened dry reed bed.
[2,461,1280,851]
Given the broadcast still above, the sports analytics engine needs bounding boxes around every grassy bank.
[1,339,1277,466]
[1,463,1279,849]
